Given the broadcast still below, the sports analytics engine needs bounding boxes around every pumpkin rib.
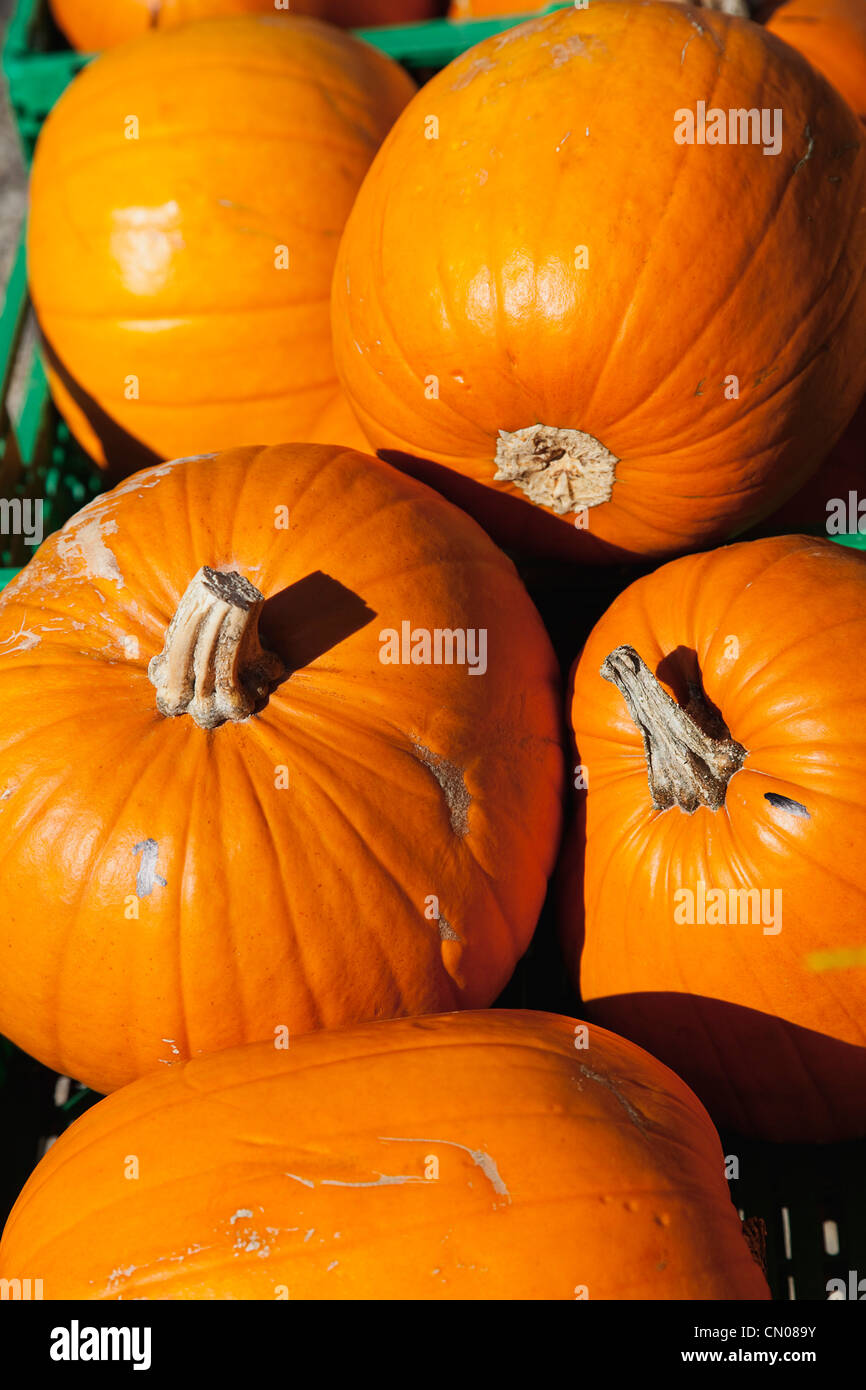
[225,739,344,1033]
[367,199,494,444]
[268,743,461,1013]
[52,719,194,1076]
[39,128,383,187]
[41,300,336,321]
[579,42,732,422]
[609,221,864,467]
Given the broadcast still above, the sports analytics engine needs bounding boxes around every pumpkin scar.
[56,517,125,590]
[437,913,461,942]
[0,617,41,654]
[133,838,167,896]
[578,1065,648,1135]
[378,1136,512,1203]
[793,124,814,174]
[411,741,471,836]
[285,1171,426,1188]
[764,792,810,819]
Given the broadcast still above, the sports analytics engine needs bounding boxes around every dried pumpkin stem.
[601,645,747,814]
[148,567,286,730]
[494,425,618,515]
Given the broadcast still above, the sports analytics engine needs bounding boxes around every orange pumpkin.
[560,535,866,1142]
[0,446,563,1094]
[332,3,866,562]
[765,0,866,124]
[0,1010,770,1299]
[28,17,415,473]
[49,0,444,49]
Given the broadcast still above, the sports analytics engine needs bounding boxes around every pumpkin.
[764,0,866,124]
[559,535,866,1143]
[28,17,415,474]
[0,1010,770,1299]
[49,0,445,49]
[0,445,563,1095]
[333,4,866,564]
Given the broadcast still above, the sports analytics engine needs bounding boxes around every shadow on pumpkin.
[583,991,866,1145]
[38,325,163,485]
[376,448,643,566]
[260,571,376,677]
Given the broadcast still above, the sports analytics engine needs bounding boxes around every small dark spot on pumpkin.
[764,792,810,819]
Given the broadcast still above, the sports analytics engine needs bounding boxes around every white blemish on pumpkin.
[477,169,488,185]
[285,1172,315,1188]
[0,781,19,804]
[108,462,188,504]
[451,56,496,91]
[0,618,41,654]
[378,1137,511,1203]
[106,1265,137,1287]
[321,1173,426,1188]
[555,132,571,153]
[578,1064,648,1134]
[495,16,548,47]
[304,1229,315,1242]
[549,36,588,65]
[327,1261,338,1271]
[161,1038,180,1057]
[229,1209,254,1224]
[681,22,705,66]
[56,517,125,590]
[793,125,814,174]
[133,839,166,896]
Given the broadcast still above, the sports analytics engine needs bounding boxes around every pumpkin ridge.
[575,11,734,423]
[247,732,464,1010]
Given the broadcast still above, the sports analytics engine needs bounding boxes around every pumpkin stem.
[493,425,618,516]
[148,567,286,730]
[600,645,747,814]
